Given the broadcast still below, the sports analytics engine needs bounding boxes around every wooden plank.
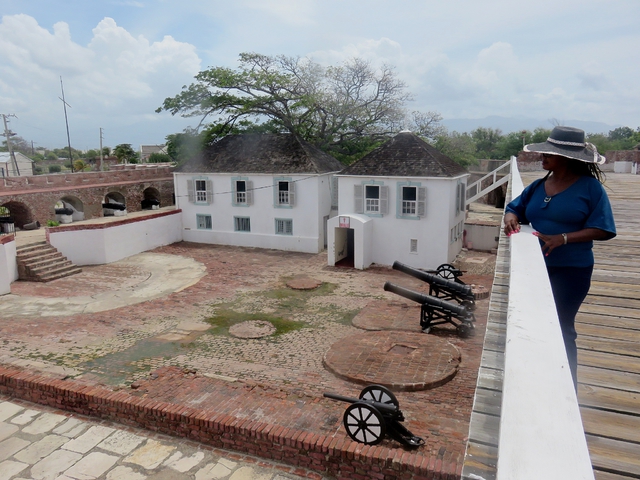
[579,384,640,416]
[581,407,640,443]
[577,313,640,331]
[578,336,640,358]
[577,323,640,342]
[580,303,640,319]
[594,470,639,480]
[472,388,502,416]
[467,411,500,446]
[584,294,640,310]
[462,442,497,480]
[586,434,640,478]
[578,365,640,394]
[579,349,640,375]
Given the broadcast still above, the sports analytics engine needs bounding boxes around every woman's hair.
[568,159,605,183]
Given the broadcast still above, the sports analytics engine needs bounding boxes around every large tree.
[157,53,435,163]
[113,144,139,164]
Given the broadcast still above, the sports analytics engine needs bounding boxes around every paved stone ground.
[0,240,496,475]
[0,396,315,480]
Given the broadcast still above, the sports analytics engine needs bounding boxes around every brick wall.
[0,166,174,227]
[0,365,459,479]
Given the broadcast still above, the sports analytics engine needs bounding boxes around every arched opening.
[56,195,85,222]
[103,191,127,217]
[1,201,35,230]
[141,187,160,210]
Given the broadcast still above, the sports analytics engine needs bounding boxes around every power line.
[1,113,20,176]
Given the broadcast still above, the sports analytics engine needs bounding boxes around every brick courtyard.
[0,242,495,478]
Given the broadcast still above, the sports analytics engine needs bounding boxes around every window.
[456,181,467,215]
[196,214,212,230]
[354,182,388,215]
[275,218,293,235]
[234,216,251,232]
[274,178,295,207]
[187,178,212,204]
[365,185,380,213]
[396,183,426,219]
[232,177,253,206]
[402,187,417,215]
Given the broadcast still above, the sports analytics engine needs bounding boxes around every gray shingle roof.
[339,131,467,178]
[175,134,344,174]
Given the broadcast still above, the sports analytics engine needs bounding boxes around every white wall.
[175,172,336,254]
[49,211,182,265]
[0,236,18,295]
[336,175,466,269]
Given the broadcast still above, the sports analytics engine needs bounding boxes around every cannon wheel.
[359,385,399,408]
[457,322,474,338]
[343,402,386,445]
[436,263,458,280]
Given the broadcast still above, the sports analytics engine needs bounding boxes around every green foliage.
[48,164,61,173]
[433,132,478,167]
[147,152,172,163]
[73,159,90,172]
[46,220,60,227]
[113,144,139,164]
[33,166,43,174]
[46,152,58,161]
[158,52,423,164]
[102,147,111,157]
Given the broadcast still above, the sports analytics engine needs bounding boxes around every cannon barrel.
[323,392,398,414]
[392,261,473,300]
[383,282,470,319]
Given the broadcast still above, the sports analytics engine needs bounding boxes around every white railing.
[466,158,512,204]
[496,160,594,480]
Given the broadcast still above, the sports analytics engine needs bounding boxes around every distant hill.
[441,116,619,135]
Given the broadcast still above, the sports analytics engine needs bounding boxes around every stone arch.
[1,201,34,229]
[103,191,127,217]
[141,186,161,209]
[57,195,85,222]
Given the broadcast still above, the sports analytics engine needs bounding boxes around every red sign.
[339,216,350,228]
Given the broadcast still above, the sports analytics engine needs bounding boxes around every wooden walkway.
[462,172,640,480]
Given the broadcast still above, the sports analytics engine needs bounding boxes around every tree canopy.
[158,53,444,164]
[113,144,139,164]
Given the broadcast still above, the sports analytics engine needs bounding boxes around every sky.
[0,0,638,152]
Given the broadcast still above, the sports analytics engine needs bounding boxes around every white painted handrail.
[496,159,594,480]
[465,158,512,204]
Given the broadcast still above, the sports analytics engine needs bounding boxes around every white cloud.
[0,14,200,148]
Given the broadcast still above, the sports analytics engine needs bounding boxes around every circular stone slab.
[286,275,322,290]
[471,284,490,300]
[323,331,460,391]
[229,320,276,339]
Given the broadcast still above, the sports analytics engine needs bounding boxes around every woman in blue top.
[503,126,616,389]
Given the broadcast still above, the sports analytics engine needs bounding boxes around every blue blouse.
[505,175,616,267]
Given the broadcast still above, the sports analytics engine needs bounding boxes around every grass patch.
[205,309,306,337]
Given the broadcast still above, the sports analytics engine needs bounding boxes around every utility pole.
[59,76,74,173]
[1,113,20,176]
[99,127,104,171]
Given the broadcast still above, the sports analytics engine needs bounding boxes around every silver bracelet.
[562,233,568,245]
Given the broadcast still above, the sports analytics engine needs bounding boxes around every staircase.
[16,242,82,282]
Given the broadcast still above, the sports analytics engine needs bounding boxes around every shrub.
[49,165,61,173]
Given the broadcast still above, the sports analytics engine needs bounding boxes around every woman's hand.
[503,213,521,236]
[533,232,564,256]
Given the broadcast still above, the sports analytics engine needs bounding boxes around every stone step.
[16,242,82,282]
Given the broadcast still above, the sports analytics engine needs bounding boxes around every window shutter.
[187,179,195,203]
[331,176,339,209]
[379,186,389,214]
[354,184,363,213]
[417,187,426,217]
[246,180,253,205]
[288,181,295,206]
[231,179,237,206]
[459,183,466,213]
[206,179,213,204]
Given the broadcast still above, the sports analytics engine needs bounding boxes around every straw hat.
[524,126,605,164]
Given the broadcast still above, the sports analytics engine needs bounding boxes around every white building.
[174,134,344,253]
[0,152,34,177]
[327,131,469,270]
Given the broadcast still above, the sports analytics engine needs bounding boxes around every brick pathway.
[0,242,495,478]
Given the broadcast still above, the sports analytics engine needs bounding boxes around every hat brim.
[524,141,606,164]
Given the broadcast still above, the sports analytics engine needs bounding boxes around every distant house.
[173,134,344,253]
[327,131,469,270]
[140,144,167,162]
[0,152,34,177]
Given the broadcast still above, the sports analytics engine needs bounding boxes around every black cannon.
[429,263,465,283]
[393,261,475,311]
[384,281,475,337]
[323,385,424,448]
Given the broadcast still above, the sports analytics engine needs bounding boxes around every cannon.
[324,385,424,448]
[393,261,475,311]
[384,281,475,337]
